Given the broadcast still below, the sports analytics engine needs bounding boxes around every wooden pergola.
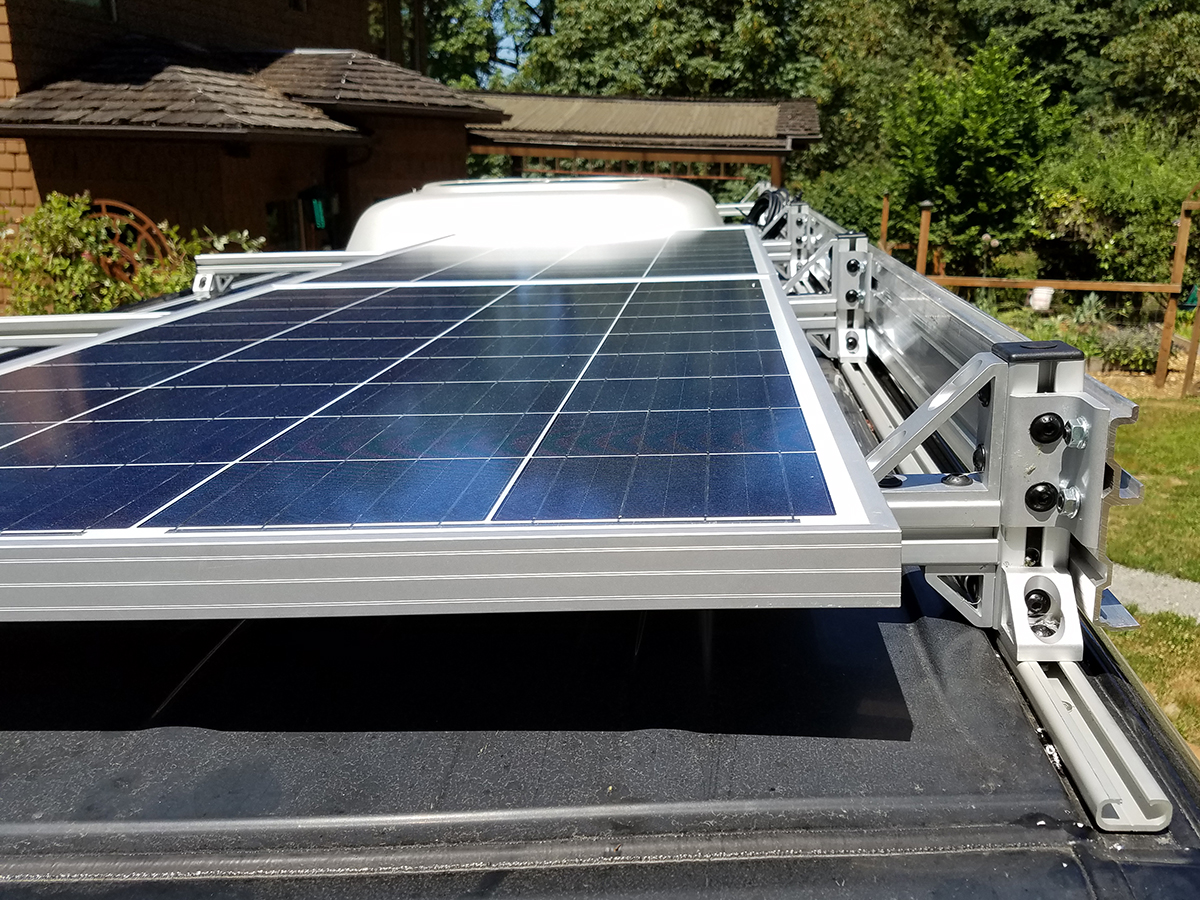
[467,94,821,188]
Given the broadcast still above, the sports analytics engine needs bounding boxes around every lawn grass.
[1107,397,1200,583]
[1110,606,1200,745]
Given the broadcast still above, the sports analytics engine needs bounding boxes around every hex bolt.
[1025,589,1053,617]
[846,258,863,274]
[844,289,863,305]
[1058,485,1082,518]
[941,473,973,486]
[1066,417,1089,449]
[972,443,986,472]
[845,332,859,352]
[1025,482,1059,513]
[1029,413,1066,445]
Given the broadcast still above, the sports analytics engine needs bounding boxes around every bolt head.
[1029,413,1066,445]
[845,333,859,351]
[1025,482,1059,513]
[942,473,973,486]
[846,258,862,274]
[1025,589,1053,616]
[972,444,986,472]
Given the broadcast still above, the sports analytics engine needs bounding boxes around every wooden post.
[1155,202,1194,387]
[879,193,890,253]
[1183,319,1200,397]
[915,200,933,276]
[769,156,784,188]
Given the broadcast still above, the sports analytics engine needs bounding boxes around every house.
[0,0,505,248]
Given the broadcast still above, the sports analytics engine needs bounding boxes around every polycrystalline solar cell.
[0,418,287,467]
[150,458,521,528]
[0,233,834,533]
[536,240,663,280]
[644,230,759,277]
[494,452,830,521]
[312,245,483,282]
[426,248,568,282]
[0,463,223,531]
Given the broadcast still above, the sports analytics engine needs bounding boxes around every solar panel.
[0,228,900,619]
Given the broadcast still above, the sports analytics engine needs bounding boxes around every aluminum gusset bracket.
[781,235,835,294]
[999,566,1082,662]
[191,272,235,300]
[866,352,1006,478]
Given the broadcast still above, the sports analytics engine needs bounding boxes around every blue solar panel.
[0,229,840,533]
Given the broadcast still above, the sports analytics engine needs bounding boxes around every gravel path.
[1110,564,1200,621]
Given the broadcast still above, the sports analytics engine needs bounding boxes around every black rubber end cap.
[991,340,1085,363]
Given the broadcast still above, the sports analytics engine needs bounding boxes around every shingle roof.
[258,50,506,120]
[0,38,358,139]
[0,38,506,139]
[468,94,820,153]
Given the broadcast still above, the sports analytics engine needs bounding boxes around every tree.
[883,44,1071,265]
[508,0,809,96]
[1035,124,1200,287]
[1104,10,1200,133]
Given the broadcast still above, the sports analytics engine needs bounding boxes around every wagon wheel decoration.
[85,199,178,283]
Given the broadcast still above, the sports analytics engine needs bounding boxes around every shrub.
[0,192,262,316]
[1099,325,1163,373]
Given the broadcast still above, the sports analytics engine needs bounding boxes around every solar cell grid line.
[490,278,835,523]
[0,286,402,459]
[312,242,548,284]
[303,235,482,284]
[149,282,638,528]
[481,240,671,521]
[131,262,582,528]
[644,229,759,278]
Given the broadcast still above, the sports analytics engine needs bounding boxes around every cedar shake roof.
[0,38,505,140]
[468,94,820,153]
[0,38,357,140]
[258,50,506,120]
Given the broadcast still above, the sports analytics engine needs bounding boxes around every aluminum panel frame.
[0,227,902,620]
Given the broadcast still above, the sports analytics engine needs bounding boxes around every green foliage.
[1110,604,1200,744]
[1070,291,1110,327]
[509,0,808,97]
[883,43,1071,266]
[1098,325,1163,373]
[802,157,902,239]
[0,192,262,316]
[1035,123,1200,286]
[1105,10,1200,133]
[955,0,1120,104]
[1107,397,1200,584]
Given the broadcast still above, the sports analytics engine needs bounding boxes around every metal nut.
[1066,417,1089,450]
[1058,485,1082,518]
